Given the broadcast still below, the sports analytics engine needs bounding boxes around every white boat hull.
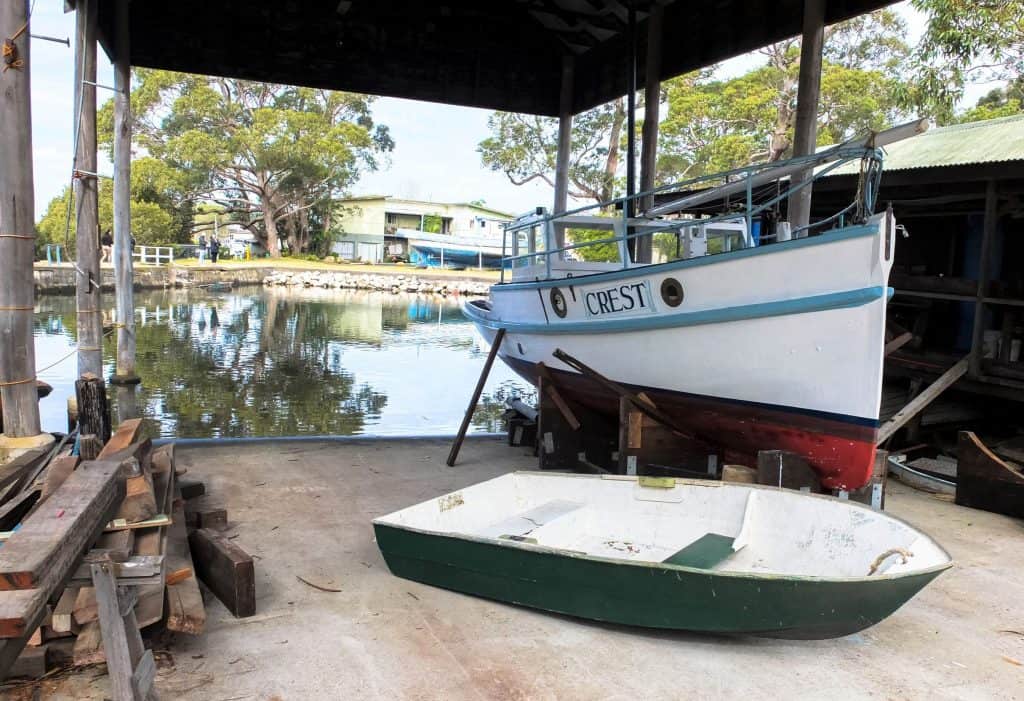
[464,216,895,489]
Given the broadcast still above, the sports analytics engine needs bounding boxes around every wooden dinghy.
[374,472,951,639]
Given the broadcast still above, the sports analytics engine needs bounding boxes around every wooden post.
[625,3,637,224]
[0,0,41,438]
[636,3,663,264]
[552,55,573,251]
[969,180,997,378]
[75,373,111,446]
[787,0,825,235]
[74,0,103,378]
[111,0,138,385]
[446,328,505,466]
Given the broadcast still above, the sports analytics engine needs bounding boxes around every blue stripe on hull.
[465,285,888,335]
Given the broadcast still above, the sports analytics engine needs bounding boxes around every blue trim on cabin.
[464,286,888,335]
[497,224,878,291]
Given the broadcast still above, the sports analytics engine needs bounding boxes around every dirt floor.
[5,436,1023,700]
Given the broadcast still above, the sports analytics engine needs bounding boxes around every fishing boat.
[374,471,951,638]
[398,228,504,269]
[463,122,928,490]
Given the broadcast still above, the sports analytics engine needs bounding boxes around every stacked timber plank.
[0,415,257,686]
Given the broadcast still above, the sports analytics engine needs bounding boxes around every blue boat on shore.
[397,228,503,269]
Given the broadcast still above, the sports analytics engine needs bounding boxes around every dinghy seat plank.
[476,499,583,540]
[663,533,735,570]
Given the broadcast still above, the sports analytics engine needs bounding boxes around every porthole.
[661,278,684,307]
[549,287,568,318]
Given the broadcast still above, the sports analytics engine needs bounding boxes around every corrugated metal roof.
[828,113,1024,175]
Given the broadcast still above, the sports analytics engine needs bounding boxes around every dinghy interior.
[375,472,951,580]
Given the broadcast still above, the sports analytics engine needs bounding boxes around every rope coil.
[0,377,34,387]
[0,306,34,311]
[0,233,35,240]
[2,20,28,73]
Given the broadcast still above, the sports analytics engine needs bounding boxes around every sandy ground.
[4,436,1022,700]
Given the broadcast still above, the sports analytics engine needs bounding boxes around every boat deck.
[23,437,1024,700]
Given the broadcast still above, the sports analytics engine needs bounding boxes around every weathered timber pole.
[625,2,637,215]
[636,2,664,263]
[552,55,574,251]
[447,328,506,467]
[111,0,138,385]
[787,0,825,235]
[74,0,103,378]
[0,0,42,438]
[969,180,998,378]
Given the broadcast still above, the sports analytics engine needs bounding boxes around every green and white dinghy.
[373,472,951,639]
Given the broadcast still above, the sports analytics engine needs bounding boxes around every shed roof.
[831,114,1024,175]
[88,0,894,116]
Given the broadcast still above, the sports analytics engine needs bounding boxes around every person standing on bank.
[197,233,207,263]
[210,236,221,264]
[101,229,113,262]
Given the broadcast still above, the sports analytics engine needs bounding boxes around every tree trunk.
[601,98,627,203]
[261,196,281,257]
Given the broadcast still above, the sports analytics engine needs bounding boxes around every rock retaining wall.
[262,270,490,296]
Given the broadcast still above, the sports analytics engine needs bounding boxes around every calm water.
[33,287,534,438]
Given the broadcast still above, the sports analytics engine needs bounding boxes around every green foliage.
[902,0,1024,123]
[955,77,1024,123]
[36,181,178,255]
[123,70,394,257]
[659,11,910,180]
[479,99,625,204]
[422,214,443,233]
[479,9,912,200]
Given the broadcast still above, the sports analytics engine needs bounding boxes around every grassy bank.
[172,258,501,281]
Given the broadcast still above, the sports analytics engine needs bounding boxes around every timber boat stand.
[509,349,888,509]
[73,552,163,701]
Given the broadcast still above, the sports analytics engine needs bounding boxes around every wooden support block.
[185,497,227,530]
[189,528,255,618]
[178,478,205,501]
[72,587,98,626]
[26,626,41,647]
[757,450,822,492]
[0,459,126,591]
[40,453,80,501]
[956,431,1024,518]
[98,418,146,459]
[151,443,174,474]
[166,494,206,634]
[536,362,581,430]
[4,643,46,679]
[618,398,718,478]
[96,529,136,560]
[0,589,48,639]
[721,464,758,484]
[0,448,47,495]
[79,435,103,461]
[114,472,158,525]
[0,489,40,532]
[51,588,79,634]
[72,621,105,666]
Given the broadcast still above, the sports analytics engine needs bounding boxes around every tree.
[658,10,910,181]
[479,10,910,204]
[903,0,1024,123]
[36,181,176,255]
[479,98,626,205]
[956,77,1024,123]
[117,70,394,257]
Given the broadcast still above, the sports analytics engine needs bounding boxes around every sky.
[26,1,1000,221]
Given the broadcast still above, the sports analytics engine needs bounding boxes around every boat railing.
[497,120,928,283]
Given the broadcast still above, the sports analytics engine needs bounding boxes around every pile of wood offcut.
[0,413,255,694]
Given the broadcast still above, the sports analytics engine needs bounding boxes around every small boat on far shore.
[374,471,951,639]
[396,228,504,269]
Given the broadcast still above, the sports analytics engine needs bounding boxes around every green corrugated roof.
[829,113,1024,175]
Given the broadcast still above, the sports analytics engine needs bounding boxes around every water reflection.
[33,287,535,438]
